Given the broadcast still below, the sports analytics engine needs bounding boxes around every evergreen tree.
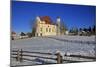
[20,32,26,36]
[83,28,88,32]
[79,28,82,32]
[69,27,78,35]
[92,25,96,35]
[88,26,92,32]
[27,32,32,38]
[30,18,36,37]
[32,27,36,36]
[60,21,68,34]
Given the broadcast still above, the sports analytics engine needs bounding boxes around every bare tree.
[30,18,36,36]
[60,21,68,35]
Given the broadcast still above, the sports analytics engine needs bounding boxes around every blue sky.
[11,1,96,33]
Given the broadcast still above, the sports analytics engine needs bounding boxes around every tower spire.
[56,16,61,35]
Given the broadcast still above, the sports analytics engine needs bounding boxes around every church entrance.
[40,33,42,36]
[37,33,38,36]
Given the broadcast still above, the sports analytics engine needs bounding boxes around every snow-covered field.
[11,35,96,66]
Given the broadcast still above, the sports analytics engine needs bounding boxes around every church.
[35,16,66,36]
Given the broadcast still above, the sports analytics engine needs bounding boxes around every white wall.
[36,23,57,36]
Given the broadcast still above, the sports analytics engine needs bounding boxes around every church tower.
[35,16,41,36]
[36,16,40,24]
[56,17,61,35]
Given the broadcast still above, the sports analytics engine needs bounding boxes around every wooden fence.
[11,49,63,64]
[11,49,96,64]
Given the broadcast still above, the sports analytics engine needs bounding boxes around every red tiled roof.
[40,16,52,24]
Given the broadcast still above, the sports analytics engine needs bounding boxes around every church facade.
[35,16,63,36]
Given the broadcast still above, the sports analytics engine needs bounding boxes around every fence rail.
[64,54,96,59]
[12,50,53,55]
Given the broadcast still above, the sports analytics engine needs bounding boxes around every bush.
[27,33,32,38]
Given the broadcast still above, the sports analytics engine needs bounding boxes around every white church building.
[35,16,67,36]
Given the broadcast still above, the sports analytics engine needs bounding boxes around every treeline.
[19,32,33,38]
[69,25,96,36]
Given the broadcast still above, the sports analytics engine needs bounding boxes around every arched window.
[52,27,55,32]
[40,28,42,32]
[49,28,51,32]
[52,29,54,32]
[46,28,48,32]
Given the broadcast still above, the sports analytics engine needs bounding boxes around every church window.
[49,28,51,32]
[40,28,42,32]
[46,28,48,32]
[52,27,55,32]
[52,29,54,32]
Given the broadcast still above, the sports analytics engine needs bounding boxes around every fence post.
[20,49,23,62]
[16,49,20,61]
[56,52,62,64]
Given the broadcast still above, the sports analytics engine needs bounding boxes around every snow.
[11,35,96,66]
